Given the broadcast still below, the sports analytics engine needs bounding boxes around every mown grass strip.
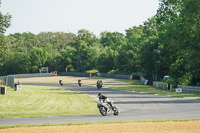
[0,85,99,118]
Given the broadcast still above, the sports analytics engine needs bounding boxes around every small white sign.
[176,88,182,93]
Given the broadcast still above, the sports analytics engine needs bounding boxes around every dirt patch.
[1,121,200,133]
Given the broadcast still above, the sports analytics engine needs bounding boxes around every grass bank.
[0,85,99,118]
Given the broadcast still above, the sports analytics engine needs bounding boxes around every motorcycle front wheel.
[99,107,107,116]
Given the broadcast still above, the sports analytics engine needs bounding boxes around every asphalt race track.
[1,83,200,125]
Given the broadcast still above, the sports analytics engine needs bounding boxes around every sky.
[1,0,159,36]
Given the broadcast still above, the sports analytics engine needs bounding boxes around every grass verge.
[0,85,99,118]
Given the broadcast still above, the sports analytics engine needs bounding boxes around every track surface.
[1,83,200,125]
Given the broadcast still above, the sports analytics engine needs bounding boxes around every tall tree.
[0,0,11,67]
[71,29,100,72]
[116,26,143,74]
[170,0,200,85]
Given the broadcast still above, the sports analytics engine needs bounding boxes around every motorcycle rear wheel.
[113,106,119,116]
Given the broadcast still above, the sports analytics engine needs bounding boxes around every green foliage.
[116,26,143,74]
[0,1,11,67]
[96,47,117,73]
[85,69,98,73]
[107,69,120,74]
[163,77,177,88]
[100,31,126,50]
[30,47,47,72]
[178,73,192,85]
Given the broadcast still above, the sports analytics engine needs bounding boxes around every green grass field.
[0,85,99,118]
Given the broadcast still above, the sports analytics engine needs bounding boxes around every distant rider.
[59,80,63,86]
[99,80,103,87]
[78,79,82,87]
[97,80,103,89]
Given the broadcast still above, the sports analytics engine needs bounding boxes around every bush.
[86,69,98,73]
[107,69,120,74]
[163,77,178,88]
[178,73,192,85]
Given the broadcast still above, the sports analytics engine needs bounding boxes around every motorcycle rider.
[97,80,103,89]
[98,93,113,109]
[59,80,63,86]
[78,79,82,87]
[99,80,103,87]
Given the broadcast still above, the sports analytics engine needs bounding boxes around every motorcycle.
[97,99,119,116]
[59,80,63,86]
[97,84,102,90]
[97,80,103,90]
[78,80,82,87]
[78,82,81,87]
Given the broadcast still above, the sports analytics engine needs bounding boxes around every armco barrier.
[14,73,53,78]
[177,85,200,93]
[60,72,90,77]
[60,72,133,80]
[0,73,53,88]
[97,73,132,80]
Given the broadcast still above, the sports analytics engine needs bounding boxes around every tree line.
[0,0,200,86]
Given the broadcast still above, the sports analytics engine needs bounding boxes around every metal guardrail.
[60,72,90,77]
[178,85,200,93]
[0,73,53,88]
[97,73,131,80]
[60,72,133,80]
[14,73,53,78]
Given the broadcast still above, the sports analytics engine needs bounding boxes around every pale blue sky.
[1,0,159,36]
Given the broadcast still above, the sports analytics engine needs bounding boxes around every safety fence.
[0,76,6,85]
[0,73,54,88]
[60,72,90,77]
[14,73,53,78]
[60,72,135,80]
[97,73,132,80]
[153,81,171,90]
[0,75,14,88]
[177,85,200,93]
